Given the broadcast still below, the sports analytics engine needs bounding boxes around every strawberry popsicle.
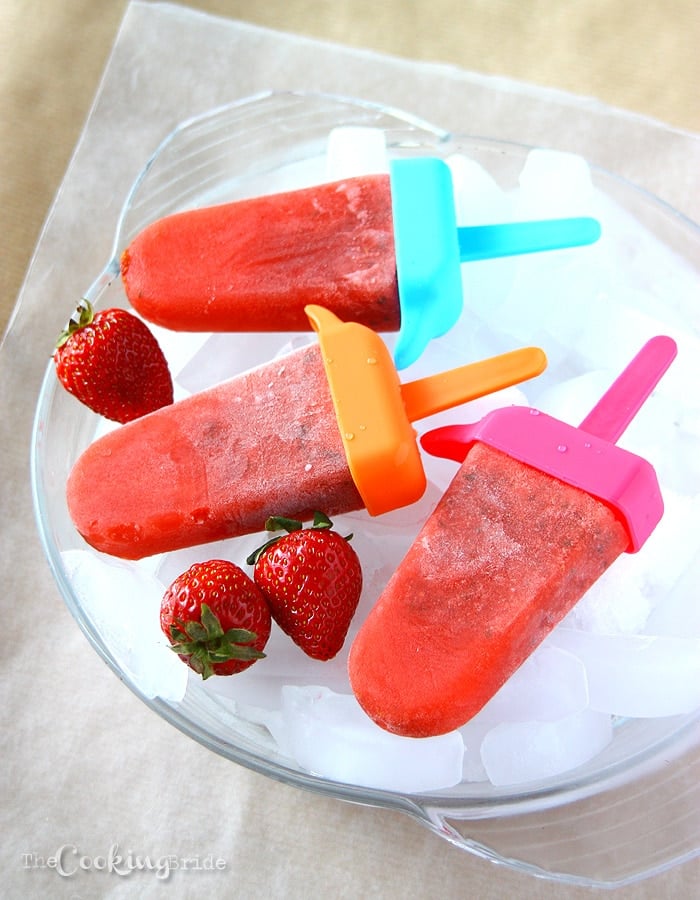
[348,336,677,738]
[122,157,600,368]
[66,307,546,560]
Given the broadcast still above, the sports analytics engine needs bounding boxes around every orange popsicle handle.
[306,305,548,518]
[400,346,547,422]
[306,304,425,516]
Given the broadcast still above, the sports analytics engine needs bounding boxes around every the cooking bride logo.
[21,843,227,881]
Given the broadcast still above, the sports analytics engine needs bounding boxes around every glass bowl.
[31,90,700,888]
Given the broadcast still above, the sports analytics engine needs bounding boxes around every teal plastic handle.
[457,217,601,262]
[390,158,463,370]
[390,157,601,369]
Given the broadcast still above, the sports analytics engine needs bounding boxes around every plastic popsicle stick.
[399,346,546,422]
[390,158,463,371]
[457,217,601,262]
[390,157,601,370]
[306,304,547,517]
[578,335,677,442]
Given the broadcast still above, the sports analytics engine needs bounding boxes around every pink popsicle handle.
[421,335,678,552]
[579,335,677,443]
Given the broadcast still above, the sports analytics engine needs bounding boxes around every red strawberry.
[54,298,173,423]
[160,559,271,679]
[247,512,363,661]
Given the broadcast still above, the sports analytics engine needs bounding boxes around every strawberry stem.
[55,298,95,349]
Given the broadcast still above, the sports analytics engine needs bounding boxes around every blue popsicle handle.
[456,217,601,262]
[390,157,603,369]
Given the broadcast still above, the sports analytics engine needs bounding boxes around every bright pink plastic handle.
[421,336,678,552]
[579,335,677,442]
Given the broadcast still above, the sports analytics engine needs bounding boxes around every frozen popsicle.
[122,157,601,368]
[66,307,546,560]
[348,336,677,738]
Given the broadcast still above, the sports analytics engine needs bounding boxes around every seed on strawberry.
[247,512,363,661]
[54,298,173,423]
[161,559,271,679]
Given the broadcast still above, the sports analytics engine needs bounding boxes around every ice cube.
[204,638,353,713]
[212,620,352,697]
[589,194,700,328]
[625,410,700,498]
[459,717,494,782]
[144,323,211,379]
[61,549,187,702]
[671,410,700,493]
[548,628,700,717]
[633,489,700,601]
[488,253,604,361]
[279,685,464,792]
[458,645,589,782]
[325,127,388,179]
[241,706,291,756]
[575,305,700,404]
[644,546,700,638]
[446,153,512,225]
[515,149,596,220]
[176,332,309,395]
[460,256,520,328]
[561,555,651,635]
[476,645,589,723]
[443,152,524,323]
[480,709,613,787]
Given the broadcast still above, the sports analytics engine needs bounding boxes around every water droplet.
[367,357,377,365]
[326,356,334,365]
[345,432,355,441]
[584,441,591,449]
[304,463,312,472]
[359,424,367,431]
[556,444,568,453]
[529,408,540,416]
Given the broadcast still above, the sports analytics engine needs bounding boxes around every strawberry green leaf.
[166,603,265,679]
[222,627,262,644]
[264,515,304,533]
[248,511,339,565]
[199,603,225,640]
[311,511,333,529]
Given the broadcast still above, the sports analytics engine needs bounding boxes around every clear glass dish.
[31,90,700,888]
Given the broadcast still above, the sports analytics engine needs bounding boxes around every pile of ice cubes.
[62,128,700,794]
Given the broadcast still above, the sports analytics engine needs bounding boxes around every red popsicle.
[121,158,600,369]
[348,337,677,738]
[66,308,546,560]
[122,174,401,334]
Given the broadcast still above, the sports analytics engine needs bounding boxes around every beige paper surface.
[1,3,698,897]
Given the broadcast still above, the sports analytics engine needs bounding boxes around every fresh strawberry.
[54,298,173,423]
[160,559,271,679]
[247,512,363,661]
